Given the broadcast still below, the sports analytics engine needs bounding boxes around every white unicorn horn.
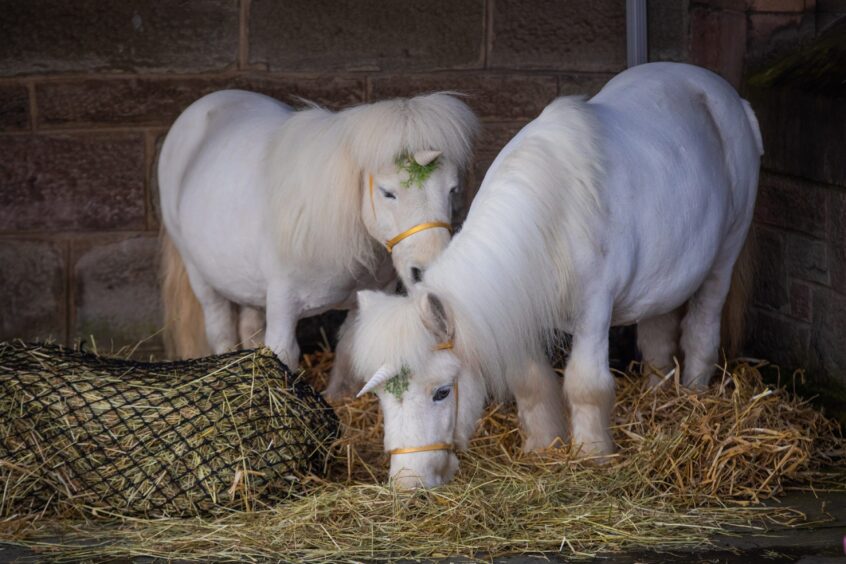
[413,150,442,166]
[356,364,395,397]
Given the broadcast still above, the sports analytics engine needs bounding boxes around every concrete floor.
[1,491,844,563]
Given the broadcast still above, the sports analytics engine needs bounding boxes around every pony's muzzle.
[389,451,458,490]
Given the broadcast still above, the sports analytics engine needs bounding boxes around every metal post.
[626,0,648,67]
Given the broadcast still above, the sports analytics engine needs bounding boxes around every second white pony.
[159,90,478,369]
[351,63,762,489]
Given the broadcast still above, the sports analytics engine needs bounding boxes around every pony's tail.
[721,236,754,357]
[161,230,211,359]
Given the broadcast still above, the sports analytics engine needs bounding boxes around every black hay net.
[0,341,340,518]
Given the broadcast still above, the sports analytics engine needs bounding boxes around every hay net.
[0,342,339,518]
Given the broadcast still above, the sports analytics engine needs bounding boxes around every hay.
[1,351,843,561]
[0,342,339,519]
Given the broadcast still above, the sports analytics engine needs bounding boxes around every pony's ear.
[417,292,454,343]
[413,150,442,166]
[356,289,379,311]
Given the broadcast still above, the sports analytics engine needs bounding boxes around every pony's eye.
[449,186,459,195]
[380,187,396,200]
[432,385,451,402]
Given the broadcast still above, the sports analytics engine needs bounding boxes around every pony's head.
[268,93,477,284]
[343,92,479,288]
[361,150,457,287]
[352,288,485,489]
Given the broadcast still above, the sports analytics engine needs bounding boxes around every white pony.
[159,90,478,369]
[351,63,763,489]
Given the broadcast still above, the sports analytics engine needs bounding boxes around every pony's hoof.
[522,433,568,454]
[570,433,615,464]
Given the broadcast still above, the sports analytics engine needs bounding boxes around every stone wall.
[683,0,846,385]
[0,0,689,355]
[1,0,843,380]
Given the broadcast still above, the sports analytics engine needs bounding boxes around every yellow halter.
[387,340,458,457]
[369,174,453,254]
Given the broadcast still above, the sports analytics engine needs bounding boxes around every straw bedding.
[1,348,843,562]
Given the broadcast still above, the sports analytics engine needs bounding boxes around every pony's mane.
[267,92,479,274]
[351,293,440,380]
[425,96,605,399]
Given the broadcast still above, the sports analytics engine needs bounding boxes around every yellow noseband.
[385,222,453,253]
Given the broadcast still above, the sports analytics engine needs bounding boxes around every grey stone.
[489,0,626,72]
[0,0,239,76]
[0,134,146,232]
[0,238,66,343]
[249,0,485,72]
[72,235,162,352]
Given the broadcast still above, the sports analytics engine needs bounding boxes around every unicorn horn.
[357,364,395,397]
[413,150,442,166]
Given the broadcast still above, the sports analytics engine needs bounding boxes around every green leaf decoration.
[385,365,412,400]
[395,152,440,189]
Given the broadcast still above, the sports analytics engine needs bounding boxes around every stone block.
[489,0,626,72]
[477,121,526,157]
[826,189,846,290]
[690,5,747,87]
[754,172,826,239]
[785,232,829,285]
[0,0,238,76]
[36,75,365,129]
[648,0,690,62]
[0,238,66,343]
[751,225,790,312]
[810,286,846,385]
[0,84,29,131]
[0,134,146,232]
[71,235,162,352]
[558,73,613,97]
[370,73,557,121]
[789,279,812,321]
[249,0,484,72]
[748,0,814,11]
[747,308,810,370]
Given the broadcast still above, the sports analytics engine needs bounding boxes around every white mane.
[266,92,479,275]
[424,97,605,398]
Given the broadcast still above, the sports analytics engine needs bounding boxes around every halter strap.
[385,222,452,253]
[387,339,458,457]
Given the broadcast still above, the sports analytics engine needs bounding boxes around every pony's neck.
[425,173,568,397]
[425,98,603,395]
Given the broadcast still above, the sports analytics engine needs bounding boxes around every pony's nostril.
[410,267,423,283]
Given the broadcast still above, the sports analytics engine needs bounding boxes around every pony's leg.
[238,306,265,349]
[679,261,735,390]
[511,352,567,452]
[324,309,359,401]
[264,284,301,370]
[184,264,238,355]
[564,304,615,458]
[637,307,682,387]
